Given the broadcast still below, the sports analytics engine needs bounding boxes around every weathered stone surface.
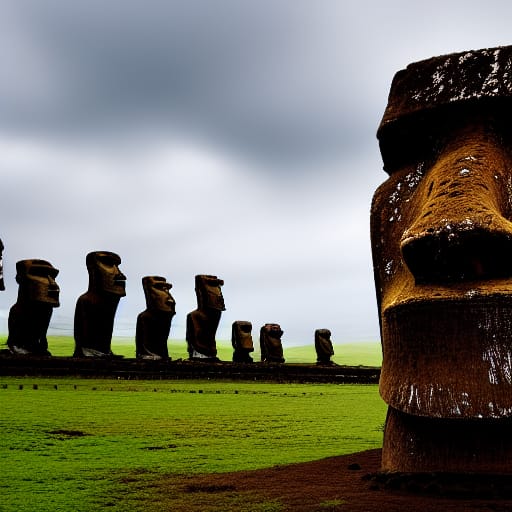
[231,320,254,363]
[372,45,512,473]
[186,274,225,360]
[136,276,175,360]
[0,353,381,383]
[378,46,512,173]
[7,259,60,356]
[314,328,334,365]
[260,323,285,363]
[73,251,126,358]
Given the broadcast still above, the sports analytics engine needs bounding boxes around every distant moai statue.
[260,323,285,363]
[231,320,254,363]
[186,274,225,360]
[136,276,176,360]
[7,259,60,356]
[73,251,126,358]
[314,329,334,365]
[371,45,512,476]
[0,239,5,291]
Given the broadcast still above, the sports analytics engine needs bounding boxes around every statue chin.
[381,296,512,419]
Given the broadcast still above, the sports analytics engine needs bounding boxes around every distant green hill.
[282,342,382,367]
[0,336,382,367]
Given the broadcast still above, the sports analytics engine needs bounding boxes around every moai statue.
[7,259,60,356]
[186,274,225,360]
[371,45,512,476]
[136,276,176,360]
[0,239,5,291]
[74,251,126,358]
[260,323,285,363]
[314,328,335,365]
[231,320,254,363]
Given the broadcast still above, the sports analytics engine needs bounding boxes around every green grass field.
[0,377,386,512]
[0,335,382,366]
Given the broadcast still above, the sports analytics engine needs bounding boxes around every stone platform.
[0,354,380,383]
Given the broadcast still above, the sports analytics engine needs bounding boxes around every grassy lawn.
[0,378,386,511]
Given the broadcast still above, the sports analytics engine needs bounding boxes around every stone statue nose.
[400,159,512,284]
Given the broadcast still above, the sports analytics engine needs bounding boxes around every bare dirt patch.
[153,449,512,511]
[47,429,88,438]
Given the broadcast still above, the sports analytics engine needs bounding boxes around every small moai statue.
[73,251,126,358]
[231,320,254,363]
[372,45,512,476]
[7,259,60,356]
[259,323,285,363]
[136,276,176,360]
[314,328,335,365]
[186,274,225,360]
[0,239,5,292]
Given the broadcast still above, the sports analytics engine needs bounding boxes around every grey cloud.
[0,1,376,165]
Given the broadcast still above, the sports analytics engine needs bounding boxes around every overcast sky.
[1,0,511,347]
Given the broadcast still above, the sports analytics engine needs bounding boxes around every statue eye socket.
[30,266,56,279]
[97,254,120,268]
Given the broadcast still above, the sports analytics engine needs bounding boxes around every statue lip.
[381,284,512,419]
[47,289,60,300]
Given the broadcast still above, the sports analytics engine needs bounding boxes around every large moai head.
[371,45,512,474]
[86,251,126,296]
[195,274,225,311]
[15,259,60,307]
[142,275,176,314]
